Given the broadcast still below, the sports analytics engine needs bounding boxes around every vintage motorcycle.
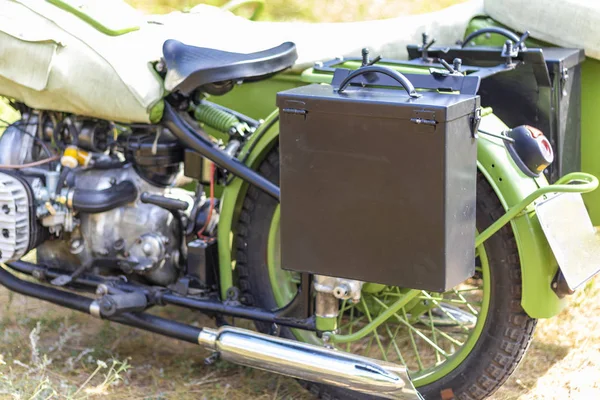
[1,0,599,399]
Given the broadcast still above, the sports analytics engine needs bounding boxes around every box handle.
[335,66,421,98]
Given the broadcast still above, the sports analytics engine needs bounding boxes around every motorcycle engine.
[0,113,205,287]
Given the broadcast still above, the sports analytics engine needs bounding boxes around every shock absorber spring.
[194,103,243,135]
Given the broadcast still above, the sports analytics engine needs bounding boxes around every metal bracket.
[470,107,482,139]
[411,110,437,126]
[560,67,570,97]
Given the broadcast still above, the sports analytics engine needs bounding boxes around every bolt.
[113,238,125,251]
[96,284,109,296]
[32,269,45,280]
[333,284,349,299]
[321,332,335,349]
[2,229,8,238]
[453,58,462,73]
[142,242,153,255]
[2,205,9,214]
[361,48,370,66]
[69,239,84,254]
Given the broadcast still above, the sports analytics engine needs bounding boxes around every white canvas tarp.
[485,0,600,60]
[0,0,487,123]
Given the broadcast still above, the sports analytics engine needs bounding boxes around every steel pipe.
[199,326,419,399]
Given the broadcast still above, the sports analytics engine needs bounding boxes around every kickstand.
[50,263,90,287]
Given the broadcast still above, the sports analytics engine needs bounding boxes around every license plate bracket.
[535,192,600,291]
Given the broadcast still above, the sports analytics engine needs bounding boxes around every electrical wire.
[197,162,216,237]
[0,155,60,169]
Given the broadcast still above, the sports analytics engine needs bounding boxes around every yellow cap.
[61,146,92,168]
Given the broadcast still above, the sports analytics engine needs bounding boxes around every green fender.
[217,110,281,297]
[217,110,565,318]
[476,113,565,318]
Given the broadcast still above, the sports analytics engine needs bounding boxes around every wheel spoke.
[384,323,406,365]
[428,324,465,347]
[454,287,482,293]
[417,297,482,307]
[371,296,451,360]
[402,307,425,370]
[428,310,443,364]
[338,299,349,327]
[339,314,365,332]
[359,296,390,360]
[346,306,356,353]
[420,292,472,332]
[452,289,479,316]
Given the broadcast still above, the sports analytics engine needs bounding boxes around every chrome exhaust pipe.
[198,326,420,400]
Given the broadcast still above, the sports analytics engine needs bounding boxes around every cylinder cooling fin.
[0,172,32,262]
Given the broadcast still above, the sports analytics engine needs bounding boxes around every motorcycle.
[0,0,599,399]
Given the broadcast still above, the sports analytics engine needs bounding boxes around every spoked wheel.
[236,146,537,400]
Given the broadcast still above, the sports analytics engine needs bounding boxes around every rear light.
[505,125,554,177]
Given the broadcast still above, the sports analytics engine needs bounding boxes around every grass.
[0,289,310,399]
[125,0,469,21]
[1,277,599,399]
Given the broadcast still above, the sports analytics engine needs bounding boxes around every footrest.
[92,292,148,317]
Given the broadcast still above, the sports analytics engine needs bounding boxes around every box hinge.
[410,110,437,126]
[560,67,569,97]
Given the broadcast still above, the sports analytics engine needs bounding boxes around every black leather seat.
[162,40,298,94]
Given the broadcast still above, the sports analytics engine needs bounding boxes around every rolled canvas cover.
[0,0,485,123]
[485,0,600,60]
[0,0,164,123]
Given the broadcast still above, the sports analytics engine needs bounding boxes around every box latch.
[470,107,482,139]
[282,108,307,116]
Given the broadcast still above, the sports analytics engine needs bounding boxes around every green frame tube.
[329,289,421,344]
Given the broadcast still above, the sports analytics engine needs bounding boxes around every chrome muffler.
[198,326,420,400]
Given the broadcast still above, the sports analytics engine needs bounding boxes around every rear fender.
[477,113,564,318]
[217,110,565,318]
[217,111,280,298]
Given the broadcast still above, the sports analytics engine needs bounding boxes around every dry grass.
[125,0,469,21]
[494,276,600,400]
[0,276,599,399]
[0,287,310,400]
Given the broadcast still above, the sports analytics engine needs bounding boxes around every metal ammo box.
[407,44,585,183]
[277,68,481,292]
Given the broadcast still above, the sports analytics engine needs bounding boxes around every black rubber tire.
[235,146,537,400]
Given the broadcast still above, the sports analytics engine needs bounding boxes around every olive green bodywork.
[213,63,581,318]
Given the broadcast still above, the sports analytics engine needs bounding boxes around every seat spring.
[194,103,240,134]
